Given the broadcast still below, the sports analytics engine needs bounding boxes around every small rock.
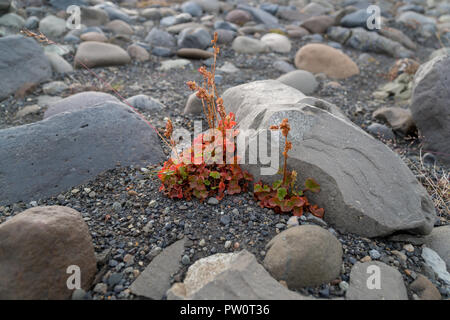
[181,254,190,265]
[71,288,86,300]
[74,42,131,68]
[421,247,450,285]
[276,70,318,95]
[207,197,219,205]
[410,274,441,300]
[225,9,252,25]
[260,33,291,53]
[127,94,164,112]
[367,123,395,140]
[178,27,211,49]
[346,261,408,300]
[93,283,107,294]
[294,43,359,79]
[220,215,231,225]
[183,92,203,115]
[15,105,41,118]
[159,59,191,71]
[369,249,381,260]
[80,32,108,42]
[232,36,269,54]
[43,81,68,96]
[177,48,213,60]
[39,15,67,38]
[127,44,150,62]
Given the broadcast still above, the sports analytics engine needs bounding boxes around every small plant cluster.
[158,34,325,219]
[254,119,325,218]
[158,33,253,201]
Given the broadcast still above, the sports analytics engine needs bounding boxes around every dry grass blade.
[406,150,450,217]
[20,28,55,46]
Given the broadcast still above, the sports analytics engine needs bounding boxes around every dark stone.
[0,36,52,101]
[220,215,231,225]
[0,103,164,205]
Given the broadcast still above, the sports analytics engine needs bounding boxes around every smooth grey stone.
[0,103,164,205]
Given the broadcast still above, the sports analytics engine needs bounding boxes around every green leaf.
[277,187,287,201]
[304,178,320,193]
[272,180,283,190]
[178,166,188,179]
[209,171,220,179]
[254,184,263,193]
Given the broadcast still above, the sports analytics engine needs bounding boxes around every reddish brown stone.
[0,206,97,300]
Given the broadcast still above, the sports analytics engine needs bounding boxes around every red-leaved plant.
[254,119,325,218]
[158,33,253,201]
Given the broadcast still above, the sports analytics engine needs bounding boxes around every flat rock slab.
[167,250,314,300]
[130,239,186,300]
[0,103,164,205]
[222,80,435,238]
[0,35,52,100]
[346,261,408,300]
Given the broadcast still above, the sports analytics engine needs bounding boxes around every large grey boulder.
[167,250,314,300]
[222,80,436,237]
[0,103,165,205]
[346,261,408,300]
[410,55,450,166]
[0,36,52,100]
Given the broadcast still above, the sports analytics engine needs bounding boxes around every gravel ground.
[0,1,448,300]
[0,161,448,300]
